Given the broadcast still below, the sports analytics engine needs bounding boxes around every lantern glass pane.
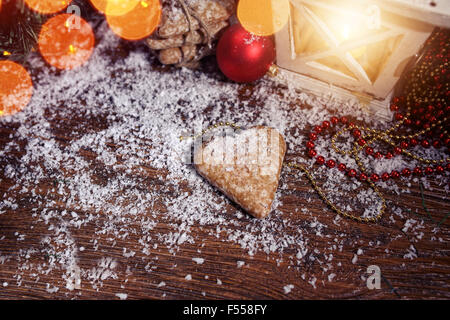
[314,56,357,80]
[350,34,403,83]
[291,3,330,55]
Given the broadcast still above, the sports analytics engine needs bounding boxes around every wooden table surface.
[0,49,449,300]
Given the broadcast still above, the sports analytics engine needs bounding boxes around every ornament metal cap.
[267,64,278,77]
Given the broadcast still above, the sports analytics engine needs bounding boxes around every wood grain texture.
[0,59,449,300]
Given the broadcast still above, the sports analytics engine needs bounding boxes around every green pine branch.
[0,0,101,64]
[0,0,45,63]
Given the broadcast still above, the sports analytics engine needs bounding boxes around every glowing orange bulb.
[106,0,161,40]
[38,14,95,70]
[237,0,289,36]
[0,61,33,116]
[69,44,77,54]
[25,0,72,14]
[89,0,140,16]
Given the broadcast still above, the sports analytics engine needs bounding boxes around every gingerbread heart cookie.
[194,126,286,218]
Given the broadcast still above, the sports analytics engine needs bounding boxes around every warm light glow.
[3,50,11,56]
[89,0,140,16]
[38,14,95,70]
[326,8,366,43]
[341,24,351,40]
[0,61,33,116]
[237,0,289,36]
[25,0,72,14]
[331,17,367,58]
[106,0,161,40]
[69,44,77,54]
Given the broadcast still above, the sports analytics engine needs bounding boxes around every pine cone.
[146,0,236,68]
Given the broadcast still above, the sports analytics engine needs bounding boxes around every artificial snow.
[115,293,128,300]
[0,20,447,297]
[192,257,204,264]
[283,284,294,294]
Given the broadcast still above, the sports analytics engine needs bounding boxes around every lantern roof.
[299,0,450,28]
[378,0,450,28]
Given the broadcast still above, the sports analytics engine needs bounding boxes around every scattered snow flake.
[404,245,418,260]
[46,283,59,293]
[283,284,294,294]
[115,293,128,300]
[308,277,317,289]
[192,257,204,264]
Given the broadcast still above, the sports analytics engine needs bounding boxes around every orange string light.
[237,0,289,36]
[25,0,72,14]
[106,0,161,40]
[38,14,95,70]
[89,0,140,16]
[0,61,33,116]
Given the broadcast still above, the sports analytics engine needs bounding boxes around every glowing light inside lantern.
[237,0,289,36]
[38,14,95,70]
[0,61,33,116]
[25,0,72,14]
[106,0,161,40]
[328,12,367,58]
[89,0,140,16]
[3,50,11,56]
[341,24,351,40]
[316,8,370,59]
[325,7,372,44]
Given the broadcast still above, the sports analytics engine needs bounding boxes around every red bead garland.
[316,156,325,165]
[306,141,315,149]
[303,30,449,187]
[304,110,448,184]
[347,169,357,177]
[308,149,317,158]
[326,159,336,168]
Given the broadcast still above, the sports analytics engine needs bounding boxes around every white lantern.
[275,0,450,119]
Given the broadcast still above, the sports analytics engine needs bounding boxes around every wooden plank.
[0,72,448,300]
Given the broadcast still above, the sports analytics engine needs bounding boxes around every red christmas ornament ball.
[216,24,275,83]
